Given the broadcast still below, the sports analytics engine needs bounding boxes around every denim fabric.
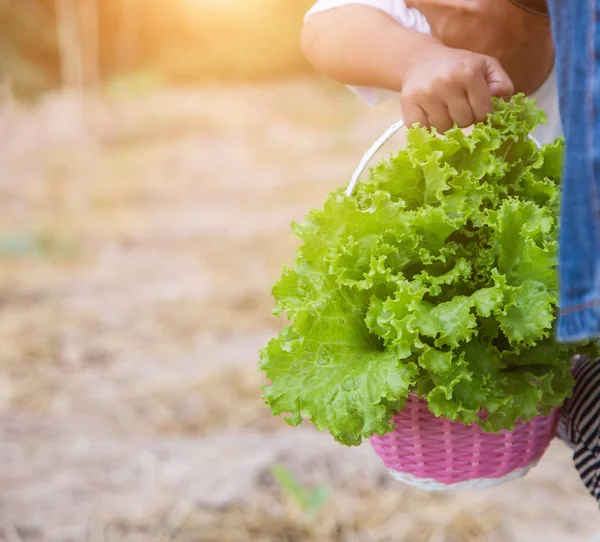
[548,0,600,342]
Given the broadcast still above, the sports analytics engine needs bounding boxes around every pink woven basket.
[370,394,560,491]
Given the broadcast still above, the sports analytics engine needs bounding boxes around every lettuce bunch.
[260,96,584,447]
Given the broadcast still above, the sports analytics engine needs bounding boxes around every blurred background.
[1,1,600,541]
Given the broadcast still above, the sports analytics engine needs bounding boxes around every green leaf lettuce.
[260,95,591,446]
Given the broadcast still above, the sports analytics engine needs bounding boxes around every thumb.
[483,55,514,98]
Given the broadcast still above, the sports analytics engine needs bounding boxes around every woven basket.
[370,395,560,491]
[350,120,559,491]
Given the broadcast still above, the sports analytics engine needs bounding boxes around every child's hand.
[406,0,554,96]
[400,43,514,133]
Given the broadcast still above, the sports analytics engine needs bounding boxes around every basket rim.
[396,391,557,428]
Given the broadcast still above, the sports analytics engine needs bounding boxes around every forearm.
[301,5,439,92]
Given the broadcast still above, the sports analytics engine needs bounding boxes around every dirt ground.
[1,80,600,542]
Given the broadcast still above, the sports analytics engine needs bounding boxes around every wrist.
[389,39,444,92]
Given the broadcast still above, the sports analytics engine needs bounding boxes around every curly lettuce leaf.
[261,279,418,445]
[260,96,590,446]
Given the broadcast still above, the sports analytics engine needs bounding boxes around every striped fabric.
[559,356,600,504]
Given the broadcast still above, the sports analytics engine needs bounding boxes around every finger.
[402,100,430,129]
[446,89,476,128]
[466,73,493,123]
[483,55,514,98]
[419,96,454,133]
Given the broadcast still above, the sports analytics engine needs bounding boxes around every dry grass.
[121,365,284,436]
[75,480,507,542]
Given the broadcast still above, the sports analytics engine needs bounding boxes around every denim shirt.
[548,0,600,342]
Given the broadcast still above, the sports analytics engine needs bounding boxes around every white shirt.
[306,0,563,144]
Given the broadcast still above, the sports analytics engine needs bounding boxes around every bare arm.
[302,5,438,92]
[301,5,514,132]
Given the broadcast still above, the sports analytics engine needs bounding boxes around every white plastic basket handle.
[346,120,405,197]
[346,120,541,197]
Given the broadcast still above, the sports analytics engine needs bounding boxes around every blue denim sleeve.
[547,0,600,342]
